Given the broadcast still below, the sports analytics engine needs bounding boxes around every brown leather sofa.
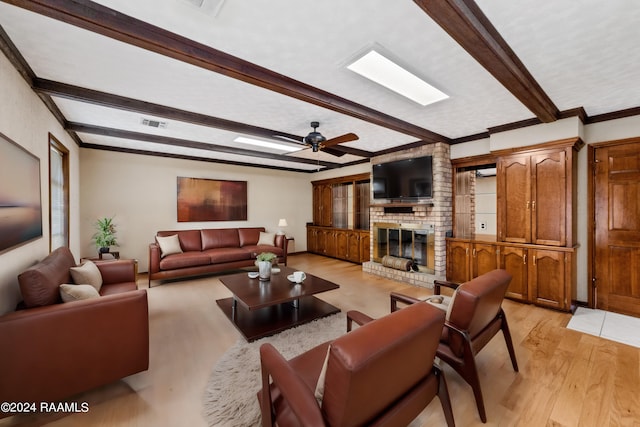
[0,247,149,416]
[148,227,287,285]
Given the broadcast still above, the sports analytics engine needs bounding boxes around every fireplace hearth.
[373,222,434,274]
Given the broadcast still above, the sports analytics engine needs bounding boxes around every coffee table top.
[219,266,339,310]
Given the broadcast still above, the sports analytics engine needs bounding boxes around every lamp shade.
[278,219,288,227]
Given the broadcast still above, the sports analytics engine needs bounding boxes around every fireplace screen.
[374,222,435,273]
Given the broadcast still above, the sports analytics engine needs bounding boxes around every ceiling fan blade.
[322,133,359,148]
[321,146,347,157]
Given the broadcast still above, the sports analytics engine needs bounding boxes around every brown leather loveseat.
[148,227,287,285]
[0,247,149,416]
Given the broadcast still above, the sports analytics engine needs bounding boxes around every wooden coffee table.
[216,266,340,341]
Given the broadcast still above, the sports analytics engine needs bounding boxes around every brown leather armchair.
[258,302,455,427]
[390,269,518,423]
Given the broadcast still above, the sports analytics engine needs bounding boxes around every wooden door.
[594,142,640,317]
[307,227,318,253]
[359,231,370,263]
[446,240,470,283]
[529,249,567,310]
[498,155,531,243]
[500,246,528,301]
[531,150,567,246]
[335,230,348,259]
[471,243,498,278]
[320,184,333,226]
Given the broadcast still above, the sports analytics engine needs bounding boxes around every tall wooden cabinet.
[447,138,583,312]
[307,173,370,264]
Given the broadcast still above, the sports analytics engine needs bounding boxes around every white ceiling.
[0,0,639,172]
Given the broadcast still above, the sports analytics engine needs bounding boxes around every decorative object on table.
[288,271,306,283]
[256,252,277,281]
[177,177,247,222]
[93,216,118,255]
[276,218,288,235]
[0,132,42,253]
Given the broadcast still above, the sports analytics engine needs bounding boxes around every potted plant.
[256,252,277,281]
[93,216,118,254]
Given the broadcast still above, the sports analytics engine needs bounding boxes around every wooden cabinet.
[307,226,370,263]
[447,238,575,311]
[497,139,581,247]
[446,240,498,284]
[313,183,333,227]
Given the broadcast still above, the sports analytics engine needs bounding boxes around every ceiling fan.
[277,121,359,157]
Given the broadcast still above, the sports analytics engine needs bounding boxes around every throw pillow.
[156,234,183,258]
[257,232,275,246]
[70,261,103,292]
[314,345,331,406]
[59,284,100,303]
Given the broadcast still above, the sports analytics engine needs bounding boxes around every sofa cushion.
[99,282,138,296]
[159,252,211,270]
[156,234,183,258]
[257,232,276,246]
[204,248,252,264]
[238,227,266,247]
[202,228,240,250]
[59,284,100,302]
[18,247,76,308]
[70,261,103,292]
[158,230,202,252]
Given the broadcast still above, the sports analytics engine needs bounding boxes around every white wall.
[0,52,81,315]
[79,149,313,272]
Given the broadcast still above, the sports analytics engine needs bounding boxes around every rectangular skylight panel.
[347,50,448,106]
[234,136,302,153]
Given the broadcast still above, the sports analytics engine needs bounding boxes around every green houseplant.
[93,216,118,253]
[256,252,277,281]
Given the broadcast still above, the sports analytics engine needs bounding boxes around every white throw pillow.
[59,284,100,302]
[70,260,103,292]
[257,232,275,246]
[314,346,331,407]
[156,234,183,258]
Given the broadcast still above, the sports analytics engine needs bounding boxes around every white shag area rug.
[203,313,347,427]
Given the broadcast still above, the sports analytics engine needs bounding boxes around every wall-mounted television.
[372,155,433,200]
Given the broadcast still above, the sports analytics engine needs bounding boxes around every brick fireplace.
[363,142,452,288]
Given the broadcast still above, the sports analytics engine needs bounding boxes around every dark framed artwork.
[0,132,43,253]
[177,177,247,222]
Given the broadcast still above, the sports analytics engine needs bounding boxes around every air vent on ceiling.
[141,118,168,129]
[183,0,226,17]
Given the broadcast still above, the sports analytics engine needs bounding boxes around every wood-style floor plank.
[1,254,638,426]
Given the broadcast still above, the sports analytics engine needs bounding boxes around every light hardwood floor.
[2,253,639,426]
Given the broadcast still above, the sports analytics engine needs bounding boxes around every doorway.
[591,138,640,317]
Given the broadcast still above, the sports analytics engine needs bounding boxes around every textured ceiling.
[0,0,638,172]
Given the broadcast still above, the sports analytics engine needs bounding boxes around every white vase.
[258,261,272,281]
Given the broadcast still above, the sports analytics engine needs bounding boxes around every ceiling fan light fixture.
[347,49,448,106]
[233,136,303,153]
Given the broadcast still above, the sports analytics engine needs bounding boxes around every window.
[49,134,69,250]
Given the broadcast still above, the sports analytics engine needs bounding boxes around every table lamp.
[277,218,288,235]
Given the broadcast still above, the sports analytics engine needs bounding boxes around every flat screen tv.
[372,155,433,200]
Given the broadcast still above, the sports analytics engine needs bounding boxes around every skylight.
[347,50,448,106]
[233,136,303,153]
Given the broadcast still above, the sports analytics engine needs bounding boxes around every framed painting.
[177,177,247,222]
[0,132,42,253]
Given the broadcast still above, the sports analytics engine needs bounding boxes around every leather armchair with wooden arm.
[259,302,456,427]
[390,269,518,423]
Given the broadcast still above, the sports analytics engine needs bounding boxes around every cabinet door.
[359,231,370,262]
[471,243,498,278]
[529,249,568,310]
[335,230,348,259]
[320,184,333,226]
[531,150,567,246]
[498,155,531,243]
[345,231,361,263]
[307,227,318,254]
[446,240,471,283]
[324,230,337,258]
[500,246,528,301]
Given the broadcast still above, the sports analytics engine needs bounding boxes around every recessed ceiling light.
[234,136,303,153]
[347,50,448,106]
